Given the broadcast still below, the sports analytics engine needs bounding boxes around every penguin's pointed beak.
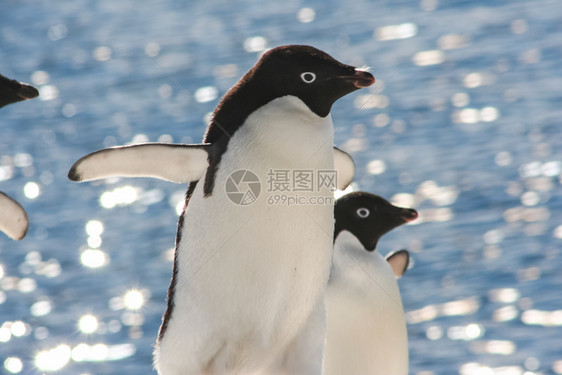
[17,83,39,100]
[401,208,418,223]
[340,70,375,88]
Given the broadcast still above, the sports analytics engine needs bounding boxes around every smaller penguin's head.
[246,45,375,117]
[334,192,418,251]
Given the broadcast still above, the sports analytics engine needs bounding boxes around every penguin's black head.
[206,45,374,145]
[243,45,374,118]
[0,74,39,109]
[334,191,418,251]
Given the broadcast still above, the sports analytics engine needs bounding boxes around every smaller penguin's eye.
[357,208,370,218]
[300,72,316,83]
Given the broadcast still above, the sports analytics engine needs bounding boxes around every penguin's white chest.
[324,231,409,375]
[156,96,335,374]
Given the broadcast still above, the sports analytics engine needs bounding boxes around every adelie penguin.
[324,191,418,375]
[69,45,374,374]
[0,73,38,240]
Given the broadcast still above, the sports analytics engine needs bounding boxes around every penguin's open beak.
[340,70,375,88]
[401,208,418,223]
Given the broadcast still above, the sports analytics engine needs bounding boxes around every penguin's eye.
[300,72,316,83]
[357,208,370,218]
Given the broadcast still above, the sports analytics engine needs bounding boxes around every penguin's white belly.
[324,232,409,375]
[156,96,335,374]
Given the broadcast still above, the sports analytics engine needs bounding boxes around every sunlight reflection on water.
[0,0,561,374]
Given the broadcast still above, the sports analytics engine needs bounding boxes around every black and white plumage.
[69,45,374,375]
[325,192,417,375]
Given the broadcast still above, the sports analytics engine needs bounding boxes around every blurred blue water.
[1,0,561,374]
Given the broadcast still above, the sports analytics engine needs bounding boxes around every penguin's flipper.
[385,249,410,278]
[0,73,39,109]
[0,192,29,240]
[333,147,355,190]
[68,143,211,183]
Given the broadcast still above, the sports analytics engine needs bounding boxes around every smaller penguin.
[68,143,355,190]
[0,192,29,240]
[325,191,418,375]
[0,73,39,108]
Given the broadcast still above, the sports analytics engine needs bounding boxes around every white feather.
[69,143,210,183]
[155,96,335,375]
[324,231,409,375]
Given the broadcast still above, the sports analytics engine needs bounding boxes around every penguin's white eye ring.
[300,72,316,83]
[357,208,370,218]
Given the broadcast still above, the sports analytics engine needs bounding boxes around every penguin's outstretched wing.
[333,147,355,190]
[69,143,356,189]
[68,143,211,183]
[385,249,410,278]
[0,192,29,240]
[0,73,39,109]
